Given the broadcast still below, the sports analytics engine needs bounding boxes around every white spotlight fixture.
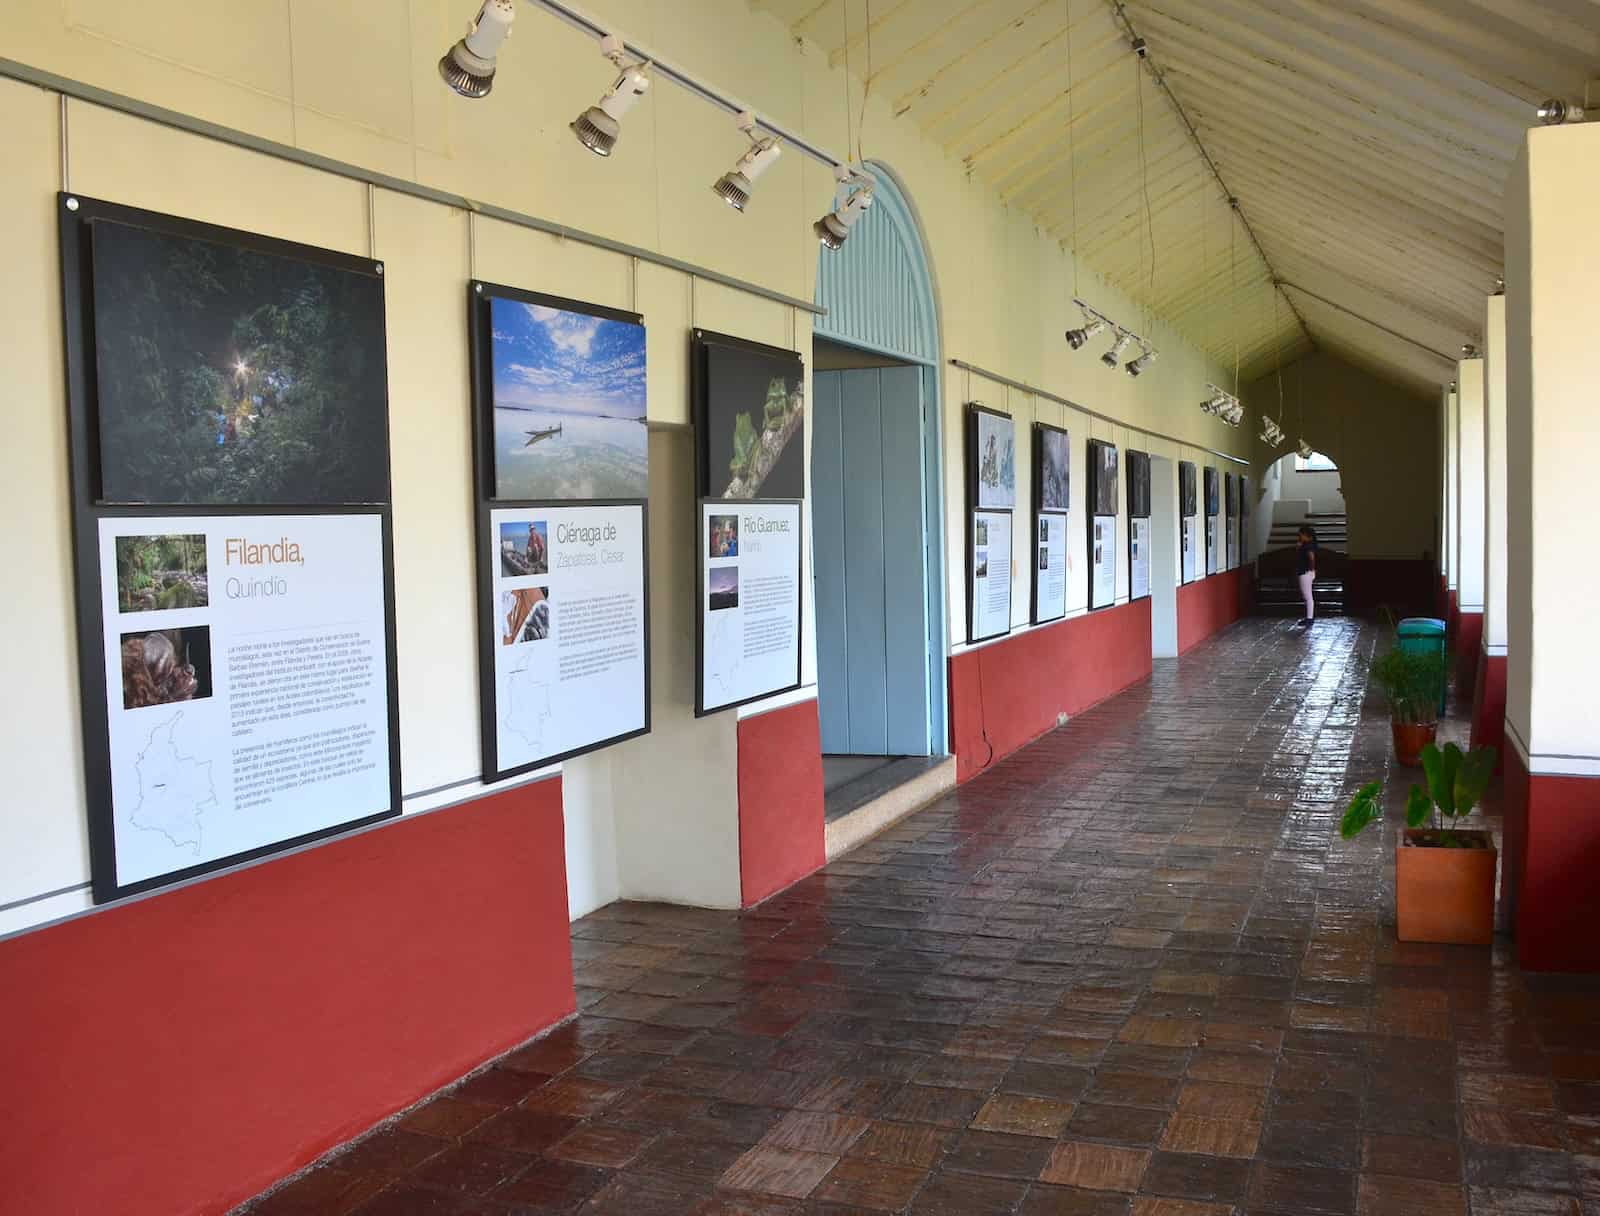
[572,34,651,158]
[1125,344,1158,377]
[438,0,516,99]
[1461,343,1480,359]
[1297,438,1315,461]
[1259,415,1284,447]
[815,164,875,251]
[1065,319,1105,350]
[1101,331,1135,370]
[1536,99,1587,125]
[1200,383,1244,428]
[712,112,782,212]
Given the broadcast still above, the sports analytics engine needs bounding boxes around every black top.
[1296,539,1318,575]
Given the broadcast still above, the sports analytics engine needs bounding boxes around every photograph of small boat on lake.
[490,295,647,501]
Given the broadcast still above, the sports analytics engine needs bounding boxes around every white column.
[1445,386,1458,596]
[1456,359,1485,614]
[1505,121,1600,761]
[1483,295,1508,656]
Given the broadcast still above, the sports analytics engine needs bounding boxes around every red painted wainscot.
[949,598,1154,783]
[1455,610,1483,701]
[1504,741,1600,973]
[1177,566,1251,656]
[0,778,575,1216]
[1469,649,1507,765]
[736,698,826,906]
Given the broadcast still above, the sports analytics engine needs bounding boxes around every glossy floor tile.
[242,619,1600,1215]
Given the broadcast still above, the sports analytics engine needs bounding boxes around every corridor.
[249,619,1597,1216]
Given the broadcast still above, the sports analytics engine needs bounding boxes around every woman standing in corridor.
[1297,524,1318,626]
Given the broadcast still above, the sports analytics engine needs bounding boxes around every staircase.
[1256,508,1347,617]
[1267,510,1347,549]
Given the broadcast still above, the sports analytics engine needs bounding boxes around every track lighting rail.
[531,0,852,173]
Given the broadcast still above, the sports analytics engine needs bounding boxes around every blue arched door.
[811,165,947,757]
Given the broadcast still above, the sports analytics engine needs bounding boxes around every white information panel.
[489,504,647,775]
[97,513,392,890]
[699,500,802,714]
[1206,515,1219,575]
[1182,517,1198,584]
[1130,517,1151,601]
[970,509,1013,641]
[1034,512,1068,624]
[1090,514,1116,609]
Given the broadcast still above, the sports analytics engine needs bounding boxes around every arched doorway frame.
[814,162,948,754]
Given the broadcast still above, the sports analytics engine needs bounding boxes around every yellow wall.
[1245,352,1440,560]
[0,0,1252,933]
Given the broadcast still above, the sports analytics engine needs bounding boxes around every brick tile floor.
[242,619,1600,1215]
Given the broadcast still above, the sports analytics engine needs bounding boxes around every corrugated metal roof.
[755,0,1596,394]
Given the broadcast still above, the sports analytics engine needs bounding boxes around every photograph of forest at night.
[89,218,388,505]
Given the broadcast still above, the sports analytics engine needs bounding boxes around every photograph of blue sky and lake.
[490,296,648,501]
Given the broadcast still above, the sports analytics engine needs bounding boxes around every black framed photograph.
[1126,450,1151,603]
[968,404,1017,511]
[1034,422,1070,513]
[60,195,403,905]
[1126,449,1151,518]
[1179,460,1198,518]
[696,499,804,715]
[1204,466,1220,516]
[468,282,652,779]
[84,209,389,506]
[483,286,647,501]
[692,330,805,500]
[1225,471,1238,516]
[1088,439,1119,517]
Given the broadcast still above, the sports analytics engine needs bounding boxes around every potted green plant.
[1368,647,1445,766]
[1341,741,1498,944]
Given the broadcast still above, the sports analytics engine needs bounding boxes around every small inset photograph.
[500,521,548,578]
[121,627,213,710]
[1039,517,1050,542]
[1038,547,1049,571]
[709,566,739,611]
[975,518,989,546]
[709,514,740,559]
[1094,544,1103,565]
[975,550,989,579]
[500,587,551,645]
[115,534,208,614]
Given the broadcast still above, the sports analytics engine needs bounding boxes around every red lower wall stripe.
[0,779,575,1216]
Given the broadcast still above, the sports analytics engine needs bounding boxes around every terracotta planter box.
[1392,721,1438,768]
[1395,829,1496,945]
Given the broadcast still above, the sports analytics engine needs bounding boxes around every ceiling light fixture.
[1536,99,1588,125]
[814,164,875,251]
[1259,415,1284,447]
[1297,438,1315,461]
[1461,343,1480,358]
[712,112,782,212]
[1125,344,1158,378]
[1101,331,1135,370]
[1200,384,1244,428]
[571,34,651,157]
[438,0,516,99]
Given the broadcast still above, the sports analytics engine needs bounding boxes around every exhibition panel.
[966,403,1016,642]
[1127,449,1152,602]
[1032,421,1070,624]
[1087,438,1119,611]
[1179,459,1199,585]
[1204,465,1221,576]
[468,281,651,779]
[697,499,804,715]
[691,329,807,715]
[59,194,402,902]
